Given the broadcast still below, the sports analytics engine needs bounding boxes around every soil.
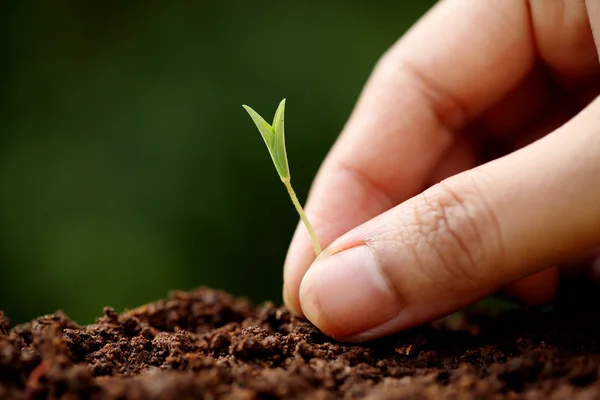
[1,287,600,399]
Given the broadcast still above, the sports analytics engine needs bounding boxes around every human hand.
[283,0,600,342]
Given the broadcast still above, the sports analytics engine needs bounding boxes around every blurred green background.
[0,1,436,325]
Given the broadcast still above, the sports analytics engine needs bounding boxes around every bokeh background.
[0,1,436,325]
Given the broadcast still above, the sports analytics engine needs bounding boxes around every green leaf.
[271,99,290,179]
[242,104,274,150]
[243,99,290,180]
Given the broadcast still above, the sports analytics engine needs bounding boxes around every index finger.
[284,0,536,315]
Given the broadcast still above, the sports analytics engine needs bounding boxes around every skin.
[283,0,600,342]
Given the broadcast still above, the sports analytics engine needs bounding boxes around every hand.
[283,0,600,342]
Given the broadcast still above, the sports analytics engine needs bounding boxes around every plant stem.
[282,177,322,256]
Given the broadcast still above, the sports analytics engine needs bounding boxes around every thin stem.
[282,177,322,256]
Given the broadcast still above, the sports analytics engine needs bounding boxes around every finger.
[435,79,582,306]
[528,0,600,111]
[496,104,574,306]
[445,0,600,140]
[500,266,560,306]
[299,97,600,341]
[283,0,535,315]
[561,246,600,279]
[529,0,599,90]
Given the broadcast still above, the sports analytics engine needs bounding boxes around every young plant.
[242,99,322,256]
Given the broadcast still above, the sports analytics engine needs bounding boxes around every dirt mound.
[1,288,600,399]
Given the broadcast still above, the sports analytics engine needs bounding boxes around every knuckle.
[407,174,503,291]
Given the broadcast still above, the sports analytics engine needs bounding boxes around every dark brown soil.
[1,287,600,399]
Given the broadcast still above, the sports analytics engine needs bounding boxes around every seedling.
[242,99,322,256]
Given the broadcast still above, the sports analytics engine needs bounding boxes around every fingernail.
[299,245,402,340]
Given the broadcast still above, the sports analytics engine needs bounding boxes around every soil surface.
[1,287,600,399]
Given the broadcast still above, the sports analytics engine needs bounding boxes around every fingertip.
[299,245,403,341]
[282,282,304,317]
[283,223,315,318]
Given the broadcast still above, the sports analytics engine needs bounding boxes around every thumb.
[299,97,600,342]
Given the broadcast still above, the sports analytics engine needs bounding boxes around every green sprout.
[242,99,322,256]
